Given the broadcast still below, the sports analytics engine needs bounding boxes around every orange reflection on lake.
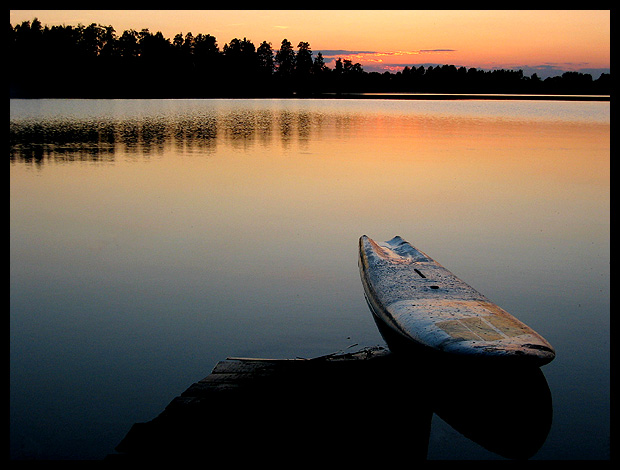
[10,98,610,460]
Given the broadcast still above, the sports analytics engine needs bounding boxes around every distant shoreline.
[10,94,610,102]
[311,93,610,102]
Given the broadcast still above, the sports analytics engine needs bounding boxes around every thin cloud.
[319,49,456,62]
[317,49,457,68]
[419,49,456,53]
[319,50,376,56]
[319,49,455,55]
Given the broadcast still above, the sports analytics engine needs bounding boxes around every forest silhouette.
[10,18,610,98]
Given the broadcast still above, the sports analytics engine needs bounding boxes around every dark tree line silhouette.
[10,18,610,98]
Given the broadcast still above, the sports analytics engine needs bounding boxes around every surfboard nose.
[359,235,379,255]
[359,235,394,262]
[360,235,431,263]
[359,235,556,366]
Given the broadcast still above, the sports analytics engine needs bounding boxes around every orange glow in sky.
[10,10,610,77]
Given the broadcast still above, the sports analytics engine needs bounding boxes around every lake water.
[10,98,609,460]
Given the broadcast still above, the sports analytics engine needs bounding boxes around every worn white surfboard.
[359,235,555,366]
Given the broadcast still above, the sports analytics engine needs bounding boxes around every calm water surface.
[10,98,609,459]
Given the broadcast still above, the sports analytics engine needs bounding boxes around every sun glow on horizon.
[10,10,610,77]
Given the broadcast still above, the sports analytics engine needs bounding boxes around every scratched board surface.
[359,235,555,365]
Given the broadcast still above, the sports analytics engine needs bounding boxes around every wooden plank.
[110,347,434,461]
[109,344,552,461]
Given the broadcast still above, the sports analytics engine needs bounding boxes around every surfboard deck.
[359,235,555,366]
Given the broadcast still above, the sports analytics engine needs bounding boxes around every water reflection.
[9,99,608,460]
[10,115,219,164]
[432,361,551,460]
[9,120,117,164]
[9,109,333,162]
[10,100,610,168]
[371,311,553,460]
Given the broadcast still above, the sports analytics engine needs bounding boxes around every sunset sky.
[10,10,610,78]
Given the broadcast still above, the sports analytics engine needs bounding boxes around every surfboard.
[359,235,555,366]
